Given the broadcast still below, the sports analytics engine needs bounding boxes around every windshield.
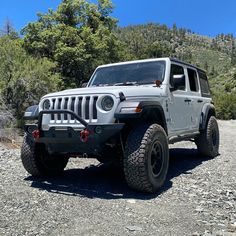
[89,61,166,87]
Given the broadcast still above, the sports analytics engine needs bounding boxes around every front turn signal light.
[135,107,142,113]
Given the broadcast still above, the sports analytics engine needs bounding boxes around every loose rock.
[0,120,235,236]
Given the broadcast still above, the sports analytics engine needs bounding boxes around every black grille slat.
[93,96,98,119]
[57,98,62,120]
[71,97,75,120]
[85,97,90,120]
[71,97,75,111]
[64,98,69,120]
[51,99,56,120]
[77,97,82,117]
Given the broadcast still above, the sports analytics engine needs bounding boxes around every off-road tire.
[124,124,169,193]
[195,116,219,158]
[21,134,68,176]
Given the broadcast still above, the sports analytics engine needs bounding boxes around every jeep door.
[186,67,203,131]
[168,63,191,134]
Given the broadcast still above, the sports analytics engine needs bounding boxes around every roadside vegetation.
[0,0,236,128]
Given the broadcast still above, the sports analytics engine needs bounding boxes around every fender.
[200,103,216,131]
[115,100,167,134]
[24,105,39,120]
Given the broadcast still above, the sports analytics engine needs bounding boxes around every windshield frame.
[88,60,166,87]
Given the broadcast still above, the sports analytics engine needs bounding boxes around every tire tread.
[124,124,169,193]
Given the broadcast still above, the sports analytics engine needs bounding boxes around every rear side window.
[170,64,185,90]
[187,68,199,92]
[198,70,211,97]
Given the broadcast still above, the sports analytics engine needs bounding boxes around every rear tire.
[195,116,219,158]
[124,124,169,193]
[21,134,68,176]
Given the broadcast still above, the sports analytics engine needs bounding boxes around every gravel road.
[0,120,235,236]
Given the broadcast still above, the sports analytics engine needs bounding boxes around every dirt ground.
[0,120,235,236]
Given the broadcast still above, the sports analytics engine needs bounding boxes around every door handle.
[184,99,191,102]
[197,99,203,103]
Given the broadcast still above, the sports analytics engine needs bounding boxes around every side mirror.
[170,74,185,91]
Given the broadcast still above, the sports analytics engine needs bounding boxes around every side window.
[198,70,211,97]
[187,68,199,92]
[170,64,185,90]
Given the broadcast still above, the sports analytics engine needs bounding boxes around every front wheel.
[21,134,69,176]
[195,116,219,158]
[124,124,169,193]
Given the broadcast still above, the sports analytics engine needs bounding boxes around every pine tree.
[0,19,18,39]
[231,40,236,65]
[172,23,177,34]
[204,61,209,71]
[22,0,127,87]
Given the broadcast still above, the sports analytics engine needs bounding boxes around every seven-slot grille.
[48,95,98,123]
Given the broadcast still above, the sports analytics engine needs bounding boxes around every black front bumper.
[25,110,124,155]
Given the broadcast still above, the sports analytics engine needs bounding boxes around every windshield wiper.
[113,81,138,86]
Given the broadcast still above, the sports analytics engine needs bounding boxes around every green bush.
[0,36,62,125]
[213,91,236,119]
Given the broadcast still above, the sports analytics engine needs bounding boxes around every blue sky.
[0,0,236,37]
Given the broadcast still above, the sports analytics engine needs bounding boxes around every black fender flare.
[24,105,39,120]
[200,103,216,131]
[115,100,168,134]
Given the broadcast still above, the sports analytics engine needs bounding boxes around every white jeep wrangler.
[21,57,219,193]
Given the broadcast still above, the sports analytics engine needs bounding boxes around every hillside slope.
[117,24,236,119]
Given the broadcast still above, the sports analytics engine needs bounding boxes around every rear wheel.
[21,134,68,176]
[124,124,169,193]
[195,116,219,158]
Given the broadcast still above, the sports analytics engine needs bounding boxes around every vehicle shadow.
[25,148,214,200]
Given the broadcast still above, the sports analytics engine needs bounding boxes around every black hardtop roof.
[170,57,206,74]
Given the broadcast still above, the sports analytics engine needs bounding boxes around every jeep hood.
[42,85,166,99]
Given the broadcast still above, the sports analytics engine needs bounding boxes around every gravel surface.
[0,120,235,236]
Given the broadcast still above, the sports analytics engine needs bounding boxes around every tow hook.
[32,129,40,139]
[80,129,90,143]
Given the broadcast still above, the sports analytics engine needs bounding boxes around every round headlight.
[101,96,114,111]
[43,99,51,110]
